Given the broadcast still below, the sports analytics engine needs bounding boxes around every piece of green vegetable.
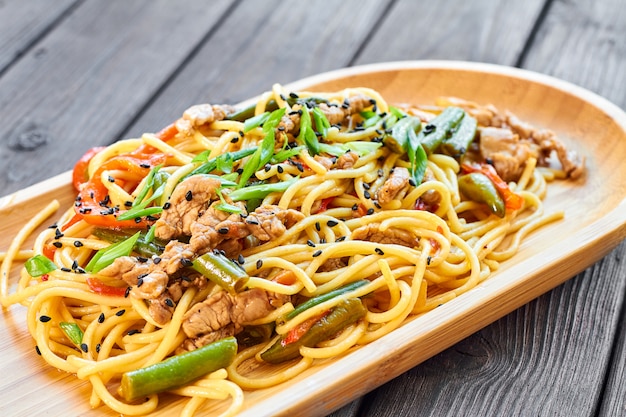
[284,279,369,321]
[85,232,141,273]
[385,115,421,154]
[59,322,84,346]
[228,177,298,202]
[238,107,286,188]
[298,107,320,155]
[408,136,428,186]
[317,141,382,157]
[227,97,329,123]
[91,228,166,258]
[311,107,331,138]
[417,107,465,154]
[243,111,271,133]
[187,147,258,178]
[192,251,249,295]
[261,298,366,364]
[440,113,478,159]
[458,172,506,217]
[120,337,238,402]
[271,145,304,163]
[25,254,57,277]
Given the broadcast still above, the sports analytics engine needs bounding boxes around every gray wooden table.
[1,1,625,416]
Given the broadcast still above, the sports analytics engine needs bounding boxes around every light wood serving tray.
[1,61,626,416]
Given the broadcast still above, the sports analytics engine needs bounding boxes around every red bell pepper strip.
[461,163,524,211]
[74,153,166,229]
[86,277,128,297]
[155,122,178,142]
[314,197,335,214]
[42,245,56,261]
[72,147,106,191]
[282,311,330,346]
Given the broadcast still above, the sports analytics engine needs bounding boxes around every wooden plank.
[0,0,78,73]
[352,0,547,66]
[344,0,626,415]
[0,0,235,198]
[122,0,394,138]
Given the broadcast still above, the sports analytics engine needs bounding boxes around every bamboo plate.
[1,61,626,416]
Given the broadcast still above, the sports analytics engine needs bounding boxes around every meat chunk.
[479,127,538,182]
[175,103,234,135]
[99,255,149,286]
[336,151,359,170]
[189,203,248,253]
[532,129,585,179]
[377,167,410,204]
[181,288,283,350]
[351,223,419,248]
[245,204,305,241]
[154,175,222,240]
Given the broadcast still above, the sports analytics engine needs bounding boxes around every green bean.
[458,172,505,217]
[440,112,477,159]
[120,337,237,402]
[191,251,249,295]
[261,298,366,364]
[284,279,369,321]
[91,228,165,258]
[385,115,421,154]
[418,107,465,154]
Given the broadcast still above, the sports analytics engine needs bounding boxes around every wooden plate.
[2,61,626,416]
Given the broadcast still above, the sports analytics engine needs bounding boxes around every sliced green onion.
[216,152,234,174]
[271,145,304,163]
[318,141,382,157]
[298,108,320,155]
[229,177,298,201]
[187,147,257,178]
[191,149,211,163]
[389,105,407,119]
[116,206,163,221]
[284,280,369,320]
[243,111,270,133]
[312,107,331,138]
[24,254,57,277]
[85,232,141,273]
[59,322,84,346]
[133,165,162,208]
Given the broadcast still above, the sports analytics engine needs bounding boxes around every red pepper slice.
[86,277,128,297]
[461,163,524,211]
[281,310,330,346]
[155,122,178,142]
[74,153,166,229]
[42,245,56,261]
[72,147,106,191]
[314,197,335,214]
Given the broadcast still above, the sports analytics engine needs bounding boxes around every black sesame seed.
[307,239,316,247]
[375,248,384,255]
[127,329,140,336]
[39,315,51,323]
[163,202,171,210]
[107,176,115,183]
[374,201,382,209]
[116,309,125,317]
[236,168,244,174]
[295,162,304,172]
[264,163,271,172]
[140,163,151,168]
[185,191,193,201]
[246,218,259,225]
[289,92,299,99]
[98,313,105,323]
[47,223,58,229]
[427,256,432,266]
[315,222,321,231]
[367,208,375,215]
[237,254,245,265]
[71,260,78,270]
[230,137,239,143]
[218,227,229,235]
[153,257,162,265]
[363,190,371,199]
[408,178,417,187]
[96,343,101,353]
[320,238,326,244]
[137,278,144,287]
[60,267,71,272]
[125,287,131,298]
[75,267,86,274]
[134,217,142,223]
[181,258,193,267]
[73,241,83,248]
[256,259,263,269]
[164,298,174,308]
[181,275,192,282]
[352,203,359,211]
[363,183,371,190]
[35,346,41,356]
[53,241,63,248]
[312,250,323,257]
[124,201,133,207]
[327,220,338,227]
[137,256,148,263]
[54,229,64,239]
[277,165,284,174]
[336,236,347,242]
[80,343,88,353]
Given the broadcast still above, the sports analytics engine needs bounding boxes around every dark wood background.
[1,1,625,416]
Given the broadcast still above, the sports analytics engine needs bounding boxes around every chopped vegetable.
[458,172,506,217]
[91,228,165,258]
[243,111,270,133]
[311,107,331,138]
[462,163,524,211]
[85,232,141,273]
[261,298,366,363]
[284,279,368,320]
[72,146,105,190]
[417,107,465,154]
[440,113,478,159]
[298,107,320,155]
[25,254,57,277]
[59,322,84,346]
[188,147,257,178]
[191,251,249,295]
[86,277,128,297]
[384,115,421,154]
[317,141,382,157]
[228,177,298,202]
[120,337,237,402]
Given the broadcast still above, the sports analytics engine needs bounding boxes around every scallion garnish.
[59,322,84,346]
[243,111,270,133]
[229,177,297,201]
[24,254,57,277]
[85,232,141,273]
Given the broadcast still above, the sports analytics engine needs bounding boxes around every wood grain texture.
[123,0,394,140]
[0,0,235,197]
[0,0,78,73]
[352,0,547,65]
